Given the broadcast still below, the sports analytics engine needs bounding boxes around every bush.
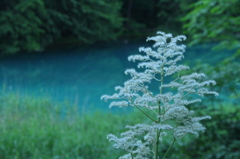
[167,105,240,159]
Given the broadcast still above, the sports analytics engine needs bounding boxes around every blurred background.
[0,0,239,158]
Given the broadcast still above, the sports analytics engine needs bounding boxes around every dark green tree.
[181,0,240,91]
[120,0,184,37]
[45,0,123,43]
[0,0,49,54]
[0,0,123,55]
[182,0,240,57]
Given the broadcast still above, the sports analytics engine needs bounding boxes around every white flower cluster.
[101,31,218,158]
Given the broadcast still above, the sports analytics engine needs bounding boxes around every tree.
[120,0,184,37]
[182,0,240,58]
[181,0,240,94]
[0,0,123,55]
[0,0,49,54]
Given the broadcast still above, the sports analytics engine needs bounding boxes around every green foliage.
[182,0,240,59]
[0,92,239,158]
[3,0,240,56]
[156,0,184,33]
[168,106,240,159]
[186,58,240,106]
[181,0,240,105]
[0,94,145,159]
[0,0,48,54]
[166,55,240,157]
[121,0,184,37]
[0,0,123,55]
[45,0,123,43]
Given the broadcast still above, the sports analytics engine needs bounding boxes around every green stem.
[131,153,134,159]
[154,66,164,159]
[154,129,160,159]
[130,98,157,122]
[162,138,176,159]
[135,106,157,122]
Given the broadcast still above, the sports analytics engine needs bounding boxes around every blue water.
[0,40,234,112]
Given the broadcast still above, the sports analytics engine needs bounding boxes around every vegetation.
[101,32,218,158]
[0,0,240,158]
[1,93,239,158]
[120,0,183,36]
[1,0,240,55]
[0,94,145,159]
[166,105,240,159]
[181,0,240,66]
[0,0,123,54]
[182,0,240,49]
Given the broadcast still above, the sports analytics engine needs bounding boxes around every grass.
[0,94,146,159]
[1,93,239,159]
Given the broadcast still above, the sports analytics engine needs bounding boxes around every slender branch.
[182,92,190,99]
[172,72,180,83]
[154,66,164,159]
[135,106,157,122]
[152,109,159,115]
[130,153,134,159]
[129,97,157,122]
[152,149,155,155]
[154,129,160,159]
[154,77,161,81]
[162,137,176,159]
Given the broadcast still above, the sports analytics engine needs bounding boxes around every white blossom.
[101,31,218,158]
[109,101,129,108]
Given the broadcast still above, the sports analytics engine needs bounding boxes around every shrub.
[102,31,218,158]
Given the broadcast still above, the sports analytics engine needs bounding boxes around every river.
[0,40,233,112]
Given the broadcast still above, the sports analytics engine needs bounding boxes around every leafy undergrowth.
[0,94,144,159]
[0,94,239,159]
[163,105,240,159]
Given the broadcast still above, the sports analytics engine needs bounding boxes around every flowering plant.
[101,31,218,159]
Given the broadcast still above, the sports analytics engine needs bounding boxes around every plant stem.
[154,129,160,159]
[135,105,157,122]
[162,138,176,159]
[131,153,134,159]
[154,66,164,159]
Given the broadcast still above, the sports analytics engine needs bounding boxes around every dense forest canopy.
[183,0,240,49]
[0,0,239,55]
[0,0,123,54]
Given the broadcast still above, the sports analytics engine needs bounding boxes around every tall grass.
[1,93,239,159]
[0,94,145,159]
